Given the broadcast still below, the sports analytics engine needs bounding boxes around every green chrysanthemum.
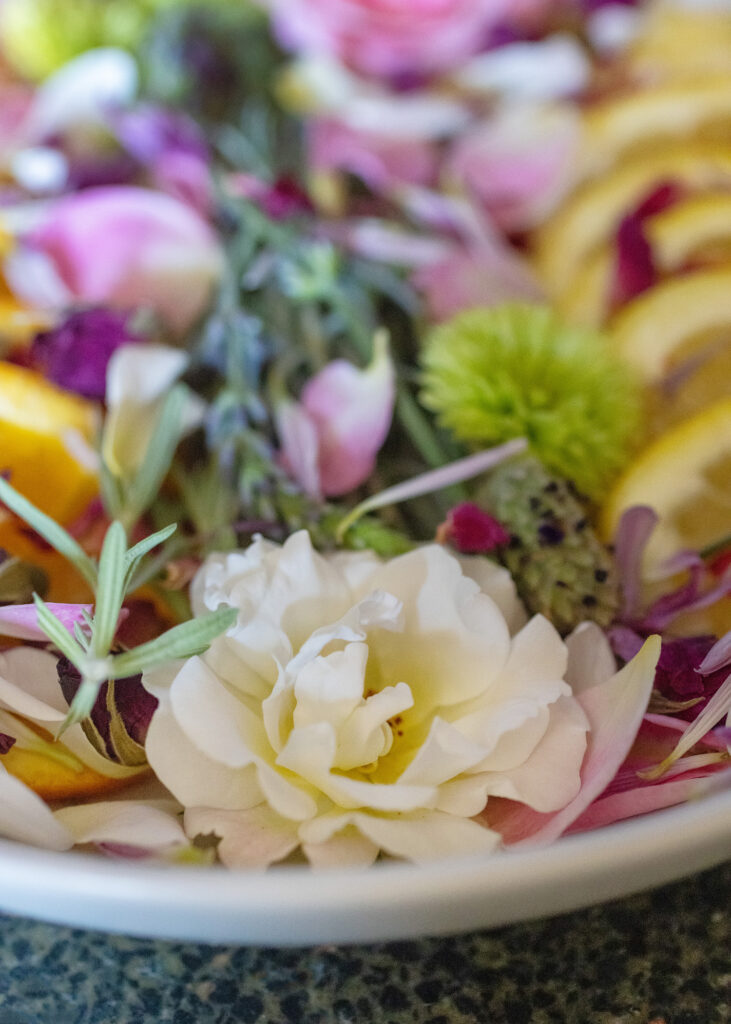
[420,304,643,499]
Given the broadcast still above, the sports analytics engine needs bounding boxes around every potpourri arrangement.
[0,0,728,869]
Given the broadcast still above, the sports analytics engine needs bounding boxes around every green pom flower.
[420,304,643,499]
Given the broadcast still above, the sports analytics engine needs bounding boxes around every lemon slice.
[3,742,148,801]
[558,193,731,328]
[0,363,99,599]
[580,78,731,181]
[627,8,731,85]
[600,398,731,572]
[534,144,731,293]
[610,267,731,382]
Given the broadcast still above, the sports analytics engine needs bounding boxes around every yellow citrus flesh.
[609,267,731,382]
[533,144,731,293]
[0,363,99,600]
[557,193,731,328]
[648,192,731,271]
[3,743,148,801]
[627,9,731,85]
[580,78,731,181]
[600,398,731,573]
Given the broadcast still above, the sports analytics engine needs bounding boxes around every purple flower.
[31,308,140,400]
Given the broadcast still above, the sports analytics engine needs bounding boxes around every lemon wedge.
[0,363,99,599]
[627,7,731,85]
[3,741,147,801]
[534,145,731,293]
[600,398,731,572]
[580,78,731,181]
[610,267,731,382]
[558,193,731,327]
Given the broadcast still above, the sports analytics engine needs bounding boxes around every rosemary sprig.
[0,477,235,732]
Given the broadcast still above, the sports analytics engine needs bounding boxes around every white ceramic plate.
[0,784,729,946]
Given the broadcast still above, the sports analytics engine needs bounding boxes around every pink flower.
[412,241,543,322]
[445,104,581,233]
[308,117,438,192]
[277,332,395,498]
[27,186,222,333]
[266,0,515,80]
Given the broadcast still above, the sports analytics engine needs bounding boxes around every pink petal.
[482,626,660,846]
[275,399,322,500]
[0,603,91,642]
[301,332,395,496]
[566,765,730,833]
[29,186,222,332]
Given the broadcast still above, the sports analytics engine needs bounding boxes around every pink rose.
[27,186,222,332]
[266,0,515,80]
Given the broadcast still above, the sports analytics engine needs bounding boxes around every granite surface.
[0,861,728,1024]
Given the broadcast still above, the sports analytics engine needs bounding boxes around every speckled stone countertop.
[0,862,728,1024]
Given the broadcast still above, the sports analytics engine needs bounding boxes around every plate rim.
[0,784,729,945]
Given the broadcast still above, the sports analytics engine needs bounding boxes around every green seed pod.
[477,456,620,636]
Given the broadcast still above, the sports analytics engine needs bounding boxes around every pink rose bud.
[279,331,396,498]
[29,186,223,333]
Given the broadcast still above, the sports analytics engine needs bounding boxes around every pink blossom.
[27,186,222,333]
[308,117,438,191]
[278,333,395,498]
[412,241,543,322]
[266,0,517,80]
[445,104,581,233]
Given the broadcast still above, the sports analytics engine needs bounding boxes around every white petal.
[293,643,368,731]
[145,694,264,811]
[457,555,527,635]
[435,774,495,817]
[255,760,319,822]
[277,723,436,812]
[0,766,72,850]
[364,545,511,710]
[467,704,549,774]
[170,656,270,766]
[54,801,186,849]
[0,649,65,723]
[479,696,589,812]
[398,716,488,786]
[335,682,413,770]
[352,810,500,863]
[564,620,618,694]
[185,805,299,869]
[302,832,379,870]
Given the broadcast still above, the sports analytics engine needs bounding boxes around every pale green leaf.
[110,607,237,677]
[0,476,97,587]
[91,521,127,657]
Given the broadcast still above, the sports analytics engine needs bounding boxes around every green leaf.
[60,676,105,733]
[0,476,97,587]
[121,385,189,529]
[110,606,237,677]
[91,521,127,657]
[124,522,178,588]
[33,595,84,664]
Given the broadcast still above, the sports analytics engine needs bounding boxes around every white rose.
[144,531,591,868]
